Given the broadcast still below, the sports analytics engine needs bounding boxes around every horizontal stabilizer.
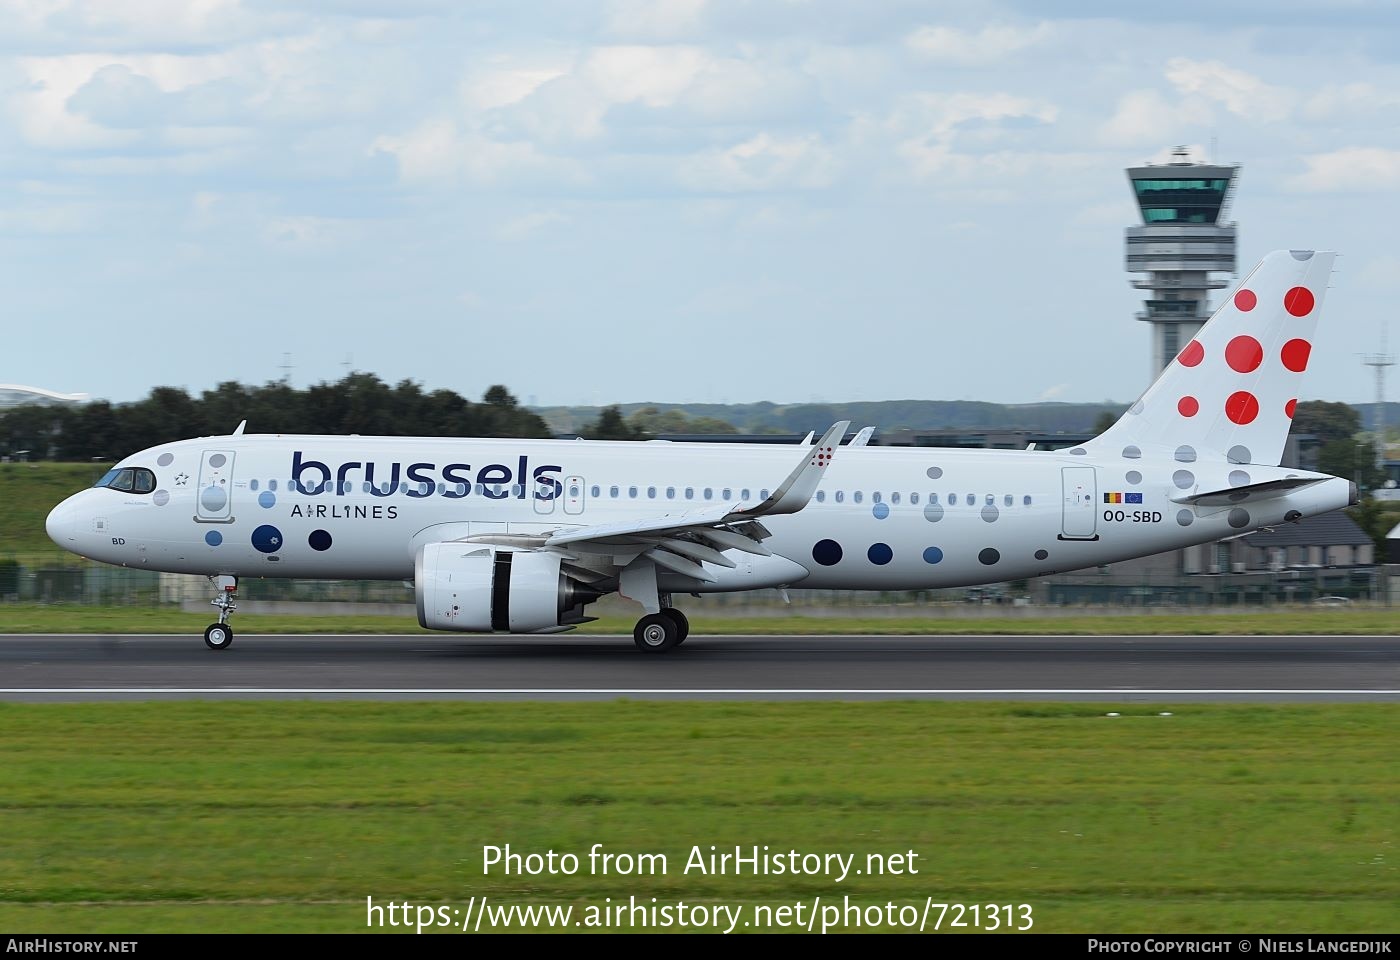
[1171,476,1323,506]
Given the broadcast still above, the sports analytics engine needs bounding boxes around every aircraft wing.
[542,420,850,575]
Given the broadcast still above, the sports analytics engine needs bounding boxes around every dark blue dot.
[872,502,889,520]
[204,530,222,547]
[258,491,276,509]
[1035,549,1049,561]
[867,543,893,565]
[812,539,843,566]
[978,547,1000,565]
[251,524,283,554]
[922,546,943,564]
[309,529,333,552]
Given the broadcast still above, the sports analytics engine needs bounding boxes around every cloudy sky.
[3,0,1398,411]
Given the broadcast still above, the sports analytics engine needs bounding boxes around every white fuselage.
[45,434,1353,590]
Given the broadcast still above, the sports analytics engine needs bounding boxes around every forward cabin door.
[195,450,235,523]
[1059,466,1098,540]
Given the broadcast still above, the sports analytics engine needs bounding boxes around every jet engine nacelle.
[415,543,598,633]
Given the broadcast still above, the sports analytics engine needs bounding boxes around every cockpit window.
[95,467,157,494]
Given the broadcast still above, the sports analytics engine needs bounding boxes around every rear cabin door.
[1059,466,1098,540]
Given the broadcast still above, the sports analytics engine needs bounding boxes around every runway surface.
[1,633,1398,701]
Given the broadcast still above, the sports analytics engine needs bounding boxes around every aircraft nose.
[46,494,80,547]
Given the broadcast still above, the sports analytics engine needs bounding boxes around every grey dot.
[978,547,1000,565]
[156,453,174,467]
[923,501,944,523]
[1129,400,1144,415]
[1126,470,1142,484]
[1069,448,1087,456]
[981,504,999,523]
[1229,470,1251,487]
[1228,507,1251,529]
[152,489,170,506]
[1173,469,1195,490]
[1227,445,1251,464]
[1290,250,1314,261]
[1122,445,1141,459]
[925,466,943,480]
[208,453,227,468]
[1174,445,1196,463]
[200,485,227,511]
[1176,509,1194,526]
[1034,549,1049,560]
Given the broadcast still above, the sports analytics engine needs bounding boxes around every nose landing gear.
[204,575,238,650]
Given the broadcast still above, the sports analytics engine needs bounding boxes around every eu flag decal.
[1126,492,1143,504]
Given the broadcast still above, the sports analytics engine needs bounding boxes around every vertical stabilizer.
[1088,249,1335,466]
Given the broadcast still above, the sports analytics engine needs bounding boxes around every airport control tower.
[1126,146,1239,373]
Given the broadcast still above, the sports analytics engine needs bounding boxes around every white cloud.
[370,118,580,186]
[676,132,837,192]
[905,22,1052,66]
[1163,57,1292,122]
[605,0,707,40]
[1288,147,1400,192]
[1098,89,1206,147]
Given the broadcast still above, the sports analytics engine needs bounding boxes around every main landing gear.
[205,575,238,650]
[633,605,690,653]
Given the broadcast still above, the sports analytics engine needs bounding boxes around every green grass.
[1,601,1397,635]
[0,462,107,562]
[0,701,1395,933]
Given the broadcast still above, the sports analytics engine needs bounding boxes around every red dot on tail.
[1177,341,1204,367]
[1225,335,1263,373]
[1234,289,1257,311]
[1178,396,1199,417]
[1285,399,1297,418]
[1225,391,1260,425]
[1281,338,1312,372]
[1283,286,1315,317]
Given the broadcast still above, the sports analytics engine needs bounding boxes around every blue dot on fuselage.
[252,524,283,554]
[205,530,222,547]
[922,546,943,564]
[309,529,332,552]
[812,539,843,566]
[259,491,276,509]
[872,502,889,520]
[867,543,893,565]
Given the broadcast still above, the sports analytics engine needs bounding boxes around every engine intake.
[415,543,600,633]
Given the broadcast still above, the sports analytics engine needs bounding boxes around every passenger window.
[250,479,259,491]
[947,493,956,505]
[723,487,732,499]
[591,485,600,497]
[910,492,919,504]
[685,487,694,499]
[1023,495,1032,506]
[985,494,994,505]
[742,488,751,499]
[966,493,975,506]
[666,486,675,499]
[610,485,619,498]
[629,486,638,498]
[269,480,278,491]
[835,490,844,503]
[891,492,900,504]
[647,486,656,499]
[362,482,371,493]
[872,492,882,503]
[760,489,769,499]
[437,483,446,495]
[853,491,863,504]
[816,490,826,503]
[704,487,713,500]
[1004,494,1013,507]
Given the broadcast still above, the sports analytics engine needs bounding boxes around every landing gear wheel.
[634,612,682,653]
[662,607,690,644]
[204,623,234,650]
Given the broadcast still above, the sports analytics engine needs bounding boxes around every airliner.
[46,250,1355,652]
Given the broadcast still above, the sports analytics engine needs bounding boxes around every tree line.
[0,375,552,461]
